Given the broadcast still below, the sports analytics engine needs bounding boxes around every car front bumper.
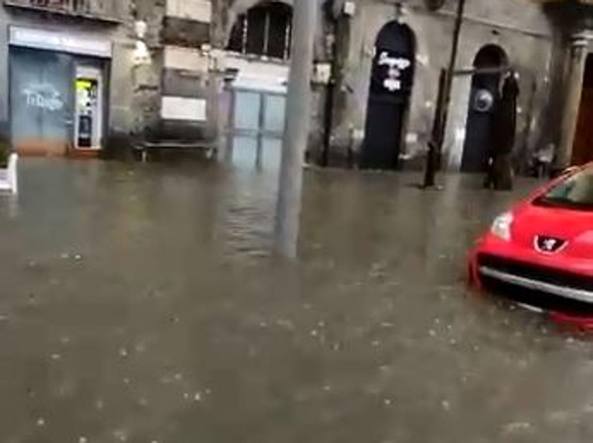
[479,265,593,304]
[469,233,593,330]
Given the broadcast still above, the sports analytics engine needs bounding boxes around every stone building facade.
[132,0,567,174]
[133,0,327,168]
[2,0,591,175]
[0,0,138,157]
[319,0,593,173]
[132,0,217,152]
[326,0,557,172]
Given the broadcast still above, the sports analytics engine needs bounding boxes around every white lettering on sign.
[378,51,411,92]
[22,84,64,112]
[10,26,112,58]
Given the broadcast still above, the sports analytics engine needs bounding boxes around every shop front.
[8,27,111,157]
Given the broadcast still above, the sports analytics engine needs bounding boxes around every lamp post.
[274,0,318,258]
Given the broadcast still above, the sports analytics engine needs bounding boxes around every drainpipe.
[423,0,466,188]
[321,19,337,167]
[322,0,355,167]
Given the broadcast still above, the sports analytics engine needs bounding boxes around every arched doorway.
[461,45,509,172]
[361,21,415,170]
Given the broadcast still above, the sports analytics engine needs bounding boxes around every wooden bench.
[134,141,217,162]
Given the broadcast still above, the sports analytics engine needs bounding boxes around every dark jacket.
[491,75,519,155]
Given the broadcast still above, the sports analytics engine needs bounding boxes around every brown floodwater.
[0,158,591,443]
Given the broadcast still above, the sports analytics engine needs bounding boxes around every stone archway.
[361,21,416,170]
[226,0,293,59]
[461,44,509,172]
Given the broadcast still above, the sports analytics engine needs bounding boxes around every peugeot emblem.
[534,235,567,254]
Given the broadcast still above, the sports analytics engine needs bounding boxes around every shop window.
[227,2,292,60]
[21,0,113,16]
[28,0,87,12]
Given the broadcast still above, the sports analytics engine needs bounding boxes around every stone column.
[555,33,590,170]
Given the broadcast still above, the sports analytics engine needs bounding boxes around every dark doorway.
[461,45,508,172]
[572,55,593,166]
[361,21,415,170]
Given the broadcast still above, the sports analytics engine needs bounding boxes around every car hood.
[512,203,593,259]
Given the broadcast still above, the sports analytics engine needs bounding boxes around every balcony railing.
[4,0,122,22]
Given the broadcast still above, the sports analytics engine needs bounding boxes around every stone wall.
[328,0,556,171]
[445,0,554,172]
[131,0,559,171]
[0,0,565,169]
[133,0,217,146]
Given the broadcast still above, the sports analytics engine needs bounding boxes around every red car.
[469,164,593,329]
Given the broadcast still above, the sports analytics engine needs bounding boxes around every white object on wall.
[225,53,289,93]
[133,21,151,65]
[133,41,151,65]
[164,46,209,72]
[405,132,419,145]
[343,1,356,16]
[166,0,212,23]
[0,153,18,195]
[209,49,226,72]
[313,63,332,84]
[161,97,207,121]
[416,54,429,66]
[135,21,148,39]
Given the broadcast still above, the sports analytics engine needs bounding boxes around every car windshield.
[535,168,593,210]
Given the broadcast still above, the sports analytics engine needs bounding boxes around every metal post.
[256,93,265,170]
[274,0,318,258]
[423,0,466,188]
[555,34,589,171]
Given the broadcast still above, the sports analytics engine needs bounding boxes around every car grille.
[478,254,593,292]
[477,253,593,315]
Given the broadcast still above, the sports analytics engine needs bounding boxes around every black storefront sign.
[362,21,416,170]
[369,48,414,100]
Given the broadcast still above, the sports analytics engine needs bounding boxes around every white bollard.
[7,153,18,195]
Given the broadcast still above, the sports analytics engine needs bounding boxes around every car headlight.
[491,212,513,241]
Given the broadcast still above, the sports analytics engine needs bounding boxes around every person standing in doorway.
[484,70,519,190]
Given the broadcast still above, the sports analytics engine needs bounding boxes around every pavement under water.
[0,159,592,443]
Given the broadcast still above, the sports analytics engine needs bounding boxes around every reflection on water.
[230,136,282,173]
[0,159,588,443]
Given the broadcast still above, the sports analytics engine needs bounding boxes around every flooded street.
[1,159,593,443]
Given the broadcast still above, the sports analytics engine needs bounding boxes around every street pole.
[274,0,318,258]
[423,0,466,188]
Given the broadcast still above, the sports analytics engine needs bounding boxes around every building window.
[228,2,292,60]
[28,0,88,13]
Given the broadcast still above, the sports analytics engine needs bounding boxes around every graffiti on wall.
[22,83,65,112]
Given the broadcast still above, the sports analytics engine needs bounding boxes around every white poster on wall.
[161,96,207,121]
